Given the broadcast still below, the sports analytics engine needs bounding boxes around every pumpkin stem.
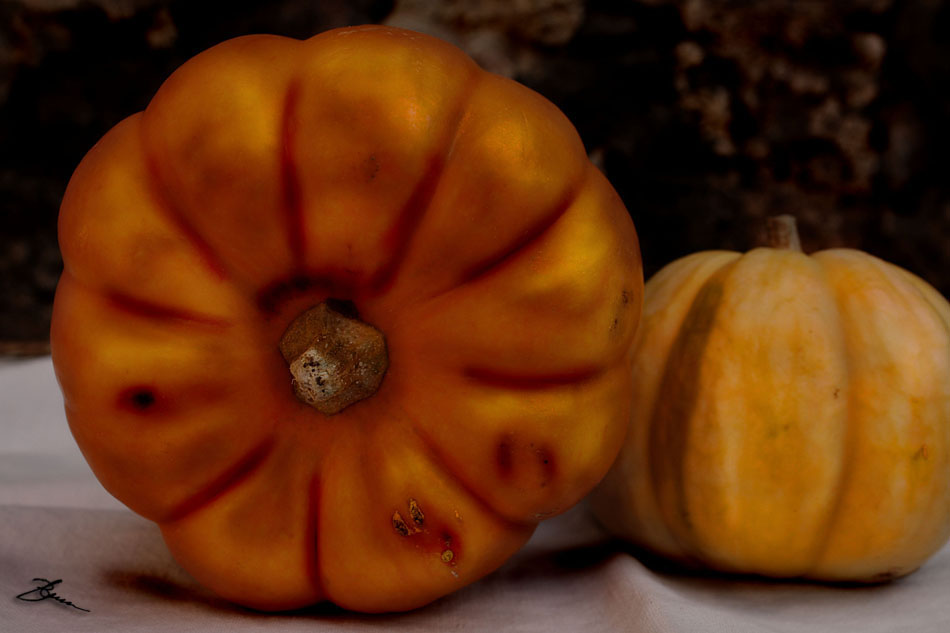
[761,215,803,251]
[278,302,388,415]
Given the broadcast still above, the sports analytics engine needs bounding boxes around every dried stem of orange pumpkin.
[278,302,388,415]
[761,215,803,251]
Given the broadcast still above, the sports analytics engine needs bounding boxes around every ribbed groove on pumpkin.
[305,472,328,602]
[162,438,275,524]
[618,252,731,558]
[139,117,232,284]
[646,256,738,565]
[408,423,538,531]
[755,253,847,578]
[462,365,604,390]
[820,253,950,577]
[280,76,306,268]
[803,254,861,577]
[107,290,232,327]
[420,164,587,309]
[806,253,922,577]
[366,70,483,296]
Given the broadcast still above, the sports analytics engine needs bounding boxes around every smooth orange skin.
[591,246,950,582]
[51,26,642,612]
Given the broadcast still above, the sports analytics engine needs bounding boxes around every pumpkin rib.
[408,419,538,531]
[810,250,950,578]
[161,436,277,524]
[105,289,234,328]
[414,162,586,311]
[305,471,328,602]
[279,76,307,268]
[365,71,482,296]
[139,119,233,285]
[461,364,605,390]
[591,251,736,558]
[803,253,859,578]
[157,431,327,610]
[277,50,482,300]
[857,254,950,559]
[711,250,852,575]
[647,254,740,564]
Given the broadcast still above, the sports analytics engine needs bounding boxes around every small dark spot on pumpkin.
[913,445,929,461]
[119,386,159,413]
[537,447,555,478]
[833,388,840,399]
[621,290,630,305]
[131,390,155,409]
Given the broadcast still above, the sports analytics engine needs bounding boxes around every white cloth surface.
[2,357,949,632]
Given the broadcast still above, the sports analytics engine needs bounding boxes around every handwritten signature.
[16,578,89,612]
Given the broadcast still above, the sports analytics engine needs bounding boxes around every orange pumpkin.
[51,25,642,612]
[591,217,950,582]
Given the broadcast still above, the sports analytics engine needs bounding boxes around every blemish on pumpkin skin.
[117,386,160,413]
[913,445,929,461]
[365,154,380,181]
[131,390,156,409]
[537,446,556,488]
[408,498,425,525]
[392,511,411,536]
[495,436,557,487]
[439,531,459,567]
[610,289,633,335]
[391,502,463,569]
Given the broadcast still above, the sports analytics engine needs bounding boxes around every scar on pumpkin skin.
[131,390,156,409]
[611,288,633,333]
[392,511,411,536]
[117,386,159,413]
[440,531,455,566]
[392,499,425,536]
[408,498,425,525]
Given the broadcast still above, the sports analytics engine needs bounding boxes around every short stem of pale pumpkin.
[761,215,803,251]
[278,301,388,415]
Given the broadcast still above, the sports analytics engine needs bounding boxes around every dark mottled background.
[3,0,949,355]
